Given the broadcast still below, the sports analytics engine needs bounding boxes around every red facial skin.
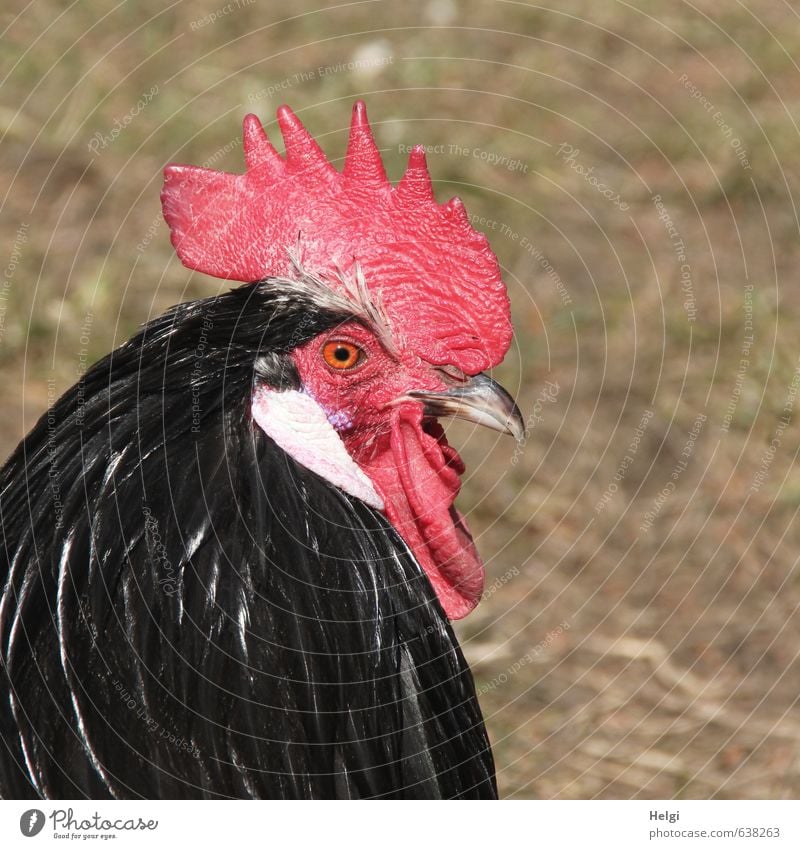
[291,321,484,620]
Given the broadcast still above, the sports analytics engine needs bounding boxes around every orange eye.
[322,340,364,370]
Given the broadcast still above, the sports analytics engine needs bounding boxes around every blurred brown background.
[2,0,800,798]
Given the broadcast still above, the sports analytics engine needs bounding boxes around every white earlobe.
[251,385,384,511]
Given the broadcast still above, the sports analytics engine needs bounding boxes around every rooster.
[0,101,522,799]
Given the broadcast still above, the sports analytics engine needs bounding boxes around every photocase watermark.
[399,142,528,174]
[138,136,242,253]
[45,376,64,530]
[113,678,201,759]
[190,315,214,432]
[467,213,573,307]
[248,70,315,105]
[510,380,559,466]
[652,194,696,322]
[595,408,654,514]
[0,221,29,344]
[36,807,159,835]
[19,809,45,837]
[750,356,800,493]
[721,283,754,433]
[3,221,28,279]
[202,135,242,168]
[555,143,630,211]
[74,312,94,427]
[482,565,520,601]
[142,505,178,595]
[678,73,751,170]
[136,213,163,254]
[321,56,394,77]
[477,620,570,695]
[247,54,393,104]
[87,84,159,154]
[190,0,256,29]
[521,241,573,307]
[640,412,706,532]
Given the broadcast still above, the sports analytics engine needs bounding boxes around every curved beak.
[403,373,525,440]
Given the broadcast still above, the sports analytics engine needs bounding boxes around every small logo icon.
[19,809,45,837]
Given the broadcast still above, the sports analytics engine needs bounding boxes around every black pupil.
[334,346,352,362]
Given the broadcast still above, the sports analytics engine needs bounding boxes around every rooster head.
[161,101,521,619]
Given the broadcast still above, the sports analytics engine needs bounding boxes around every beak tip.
[509,413,525,441]
[406,372,525,443]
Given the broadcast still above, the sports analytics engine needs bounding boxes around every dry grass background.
[2,0,800,799]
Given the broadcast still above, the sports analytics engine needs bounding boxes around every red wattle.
[357,406,484,619]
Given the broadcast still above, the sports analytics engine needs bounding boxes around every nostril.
[435,365,469,385]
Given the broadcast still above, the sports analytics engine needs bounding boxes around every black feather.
[0,282,496,799]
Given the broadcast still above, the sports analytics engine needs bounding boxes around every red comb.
[161,101,512,373]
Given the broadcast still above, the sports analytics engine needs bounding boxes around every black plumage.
[0,283,496,799]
